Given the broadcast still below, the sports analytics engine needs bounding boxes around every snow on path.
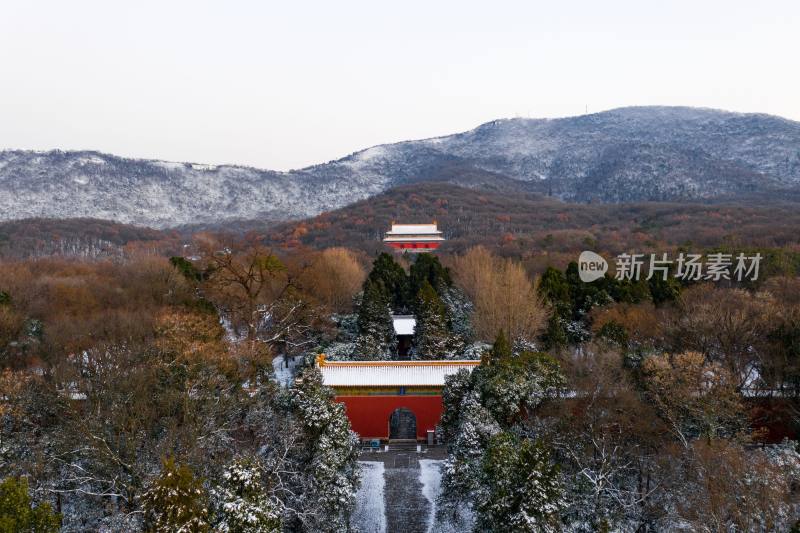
[419,459,475,533]
[419,460,442,533]
[353,461,387,533]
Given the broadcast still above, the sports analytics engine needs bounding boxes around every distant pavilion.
[383,222,445,253]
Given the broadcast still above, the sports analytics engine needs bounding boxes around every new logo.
[578,251,608,282]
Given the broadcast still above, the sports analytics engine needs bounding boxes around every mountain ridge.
[2,106,800,228]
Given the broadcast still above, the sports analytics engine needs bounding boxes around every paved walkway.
[353,448,449,533]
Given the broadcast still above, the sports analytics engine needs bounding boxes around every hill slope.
[2,106,800,228]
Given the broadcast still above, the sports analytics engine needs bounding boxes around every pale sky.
[1,0,798,170]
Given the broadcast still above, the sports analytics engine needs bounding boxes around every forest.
[1,208,799,531]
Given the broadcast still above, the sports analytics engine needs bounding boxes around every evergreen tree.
[541,313,568,351]
[440,285,474,344]
[0,477,61,533]
[170,256,204,282]
[537,266,570,308]
[289,368,360,533]
[482,329,512,365]
[537,267,572,350]
[354,279,396,359]
[142,458,210,533]
[439,369,474,444]
[648,272,681,306]
[413,280,455,359]
[212,456,281,533]
[409,253,452,303]
[476,433,564,533]
[477,351,565,426]
[365,252,409,311]
[439,392,501,517]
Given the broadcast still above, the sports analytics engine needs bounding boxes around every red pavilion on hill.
[383,222,445,253]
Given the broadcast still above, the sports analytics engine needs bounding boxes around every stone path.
[353,448,449,533]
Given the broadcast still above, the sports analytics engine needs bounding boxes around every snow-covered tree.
[439,342,567,527]
[212,456,281,533]
[475,350,565,426]
[287,368,360,532]
[413,280,457,359]
[141,458,210,533]
[354,279,396,359]
[440,392,501,512]
[440,284,474,344]
[476,433,564,533]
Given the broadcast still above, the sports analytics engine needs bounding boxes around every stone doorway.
[389,407,417,440]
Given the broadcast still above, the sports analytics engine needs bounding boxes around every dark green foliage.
[483,329,512,365]
[476,433,563,533]
[0,292,9,306]
[142,458,210,533]
[0,477,61,533]
[440,369,474,444]
[413,280,454,359]
[648,272,682,305]
[605,276,651,305]
[409,253,452,301]
[354,279,396,358]
[170,256,204,282]
[541,314,568,351]
[365,253,409,311]
[538,267,570,307]
[596,320,629,347]
[765,314,800,392]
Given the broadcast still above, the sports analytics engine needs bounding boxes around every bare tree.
[451,246,547,342]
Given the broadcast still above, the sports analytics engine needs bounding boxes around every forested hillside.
[2,229,799,530]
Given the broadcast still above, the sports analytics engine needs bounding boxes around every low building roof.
[385,223,442,236]
[316,355,479,387]
[392,315,416,336]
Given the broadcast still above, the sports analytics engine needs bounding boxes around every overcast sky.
[1,0,798,170]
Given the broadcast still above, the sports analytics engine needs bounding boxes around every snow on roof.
[316,355,479,387]
[386,223,442,236]
[392,315,416,336]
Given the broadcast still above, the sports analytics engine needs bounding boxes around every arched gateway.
[316,355,479,441]
[389,408,417,440]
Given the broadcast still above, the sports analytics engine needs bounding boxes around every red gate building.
[316,355,478,441]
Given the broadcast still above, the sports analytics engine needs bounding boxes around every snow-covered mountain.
[2,106,800,228]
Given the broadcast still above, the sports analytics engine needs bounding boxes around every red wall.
[335,395,443,440]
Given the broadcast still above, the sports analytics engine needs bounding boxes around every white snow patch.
[77,155,106,165]
[155,161,185,171]
[419,460,442,533]
[392,315,416,336]
[219,315,246,344]
[420,459,474,533]
[353,461,386,533]
[272,355,301,387]
[357,145,388,163]
[73,176,89,185]
[191,163,218,171]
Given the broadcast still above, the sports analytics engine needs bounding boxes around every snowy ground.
[353,461,387,533]
[271,355,303,387]
[419,460,441,532]
[353,456,473,533]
